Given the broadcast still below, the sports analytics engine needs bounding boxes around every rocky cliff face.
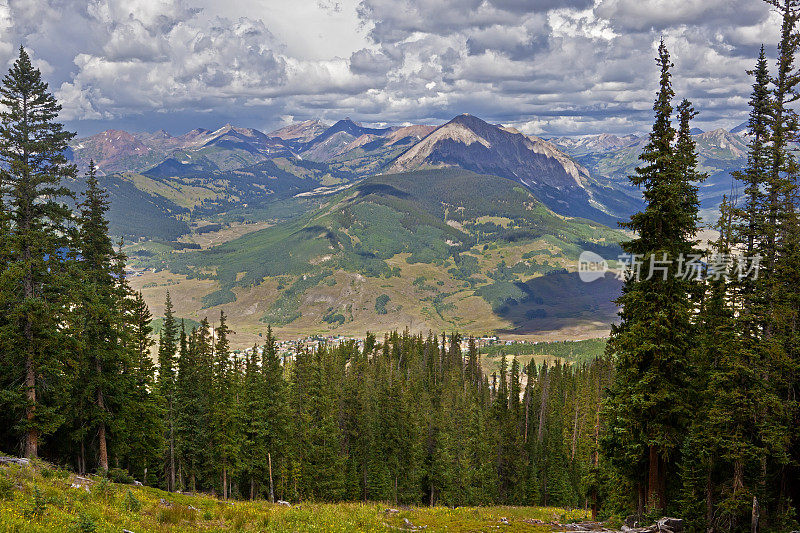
[386,114,626,222]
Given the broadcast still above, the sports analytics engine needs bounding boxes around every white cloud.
[0,0,780,135]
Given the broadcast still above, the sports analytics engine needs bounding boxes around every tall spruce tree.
[176,321,212,491]
[603,41,702,512]
[765,2,800,519]
[695,33,800,530]
[0,46,76,458]
[210,311,240,499]
[732,47,771,268]
[261,327,288,502]
[73,160,132,472]
[158,292,178,490]
[120,291,163,485]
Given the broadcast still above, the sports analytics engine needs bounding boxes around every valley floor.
[0,459,593,532]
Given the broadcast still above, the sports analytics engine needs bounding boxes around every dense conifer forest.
[1,1,800,531]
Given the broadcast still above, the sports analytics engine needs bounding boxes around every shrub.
[158,505,196,524]
[107,468,133,484]
[123,489,141,512]
[71,512,97,533]
[0,475,14,500]
[25,486,46,519]
[92,477,115,503]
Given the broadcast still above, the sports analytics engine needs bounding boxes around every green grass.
[0,460,591,532]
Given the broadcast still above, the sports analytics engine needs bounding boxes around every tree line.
[155,321,613,508]
[600,1,800,529]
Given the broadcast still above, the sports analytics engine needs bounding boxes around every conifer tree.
[763,0,800,279]
[262,327,289,501]
[158,292,178,490]
[603,41,702,512]
[120,291,163,484]
[211,311,240,499]
[694,32,799,528]
[73,160,132,472]
[0,46,76,458]
[305,347,345,500]
[241,341,265,499]
[176,321,212,491]
[765,2,800,517]
[732,47,771,267]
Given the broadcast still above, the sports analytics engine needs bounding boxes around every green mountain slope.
[68,156,356,241]
[136,169,623,339]
[65,174,190,241]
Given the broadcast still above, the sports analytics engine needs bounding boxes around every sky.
[0,0,783,137]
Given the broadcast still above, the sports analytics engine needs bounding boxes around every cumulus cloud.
[0,0,782,135]
[595,0,770,32]
[340,0,776,133]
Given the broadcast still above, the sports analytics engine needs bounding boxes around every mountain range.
[67,114,648,238]
[549,124,749,220]
[66,114,749,344]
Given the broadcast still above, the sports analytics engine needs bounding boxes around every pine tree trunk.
[647,445,664,511]
[223,465,228,500]
[169,402,175,492]
[97,421,109,472]
[95,356,109,472]
[524,388,530,444]
[24,333,37,459]
[268,452,275,504]
[22,178,37,460]
[706,469,713,529]
[734,459,744,492]
[637,482,645,516]
[79,441,86,475]
[169,441,175,491]
[537,374,549,444]
[751,496,760,533]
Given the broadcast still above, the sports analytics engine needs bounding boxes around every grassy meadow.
[0,460,592,532]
